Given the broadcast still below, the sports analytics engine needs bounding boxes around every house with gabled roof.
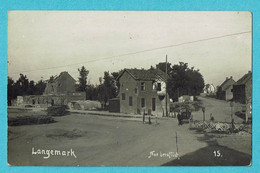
[233,71,252,104]
[19,71,86,107]
[216,76,236,101]
[44,71,76,95]
[203,84,216,95]
[116,68,170,116]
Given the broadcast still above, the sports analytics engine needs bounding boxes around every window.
[152,98,156,111]
[141,82,145,91]
[135,88,138,94]
[153,83,156,90]
[141,98,145,107]
[129,96,133,106]
[157,83,161,91]
[122,93,125,100]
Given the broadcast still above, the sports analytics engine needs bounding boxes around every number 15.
[213,150,221,157]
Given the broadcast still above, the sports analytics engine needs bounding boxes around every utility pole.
[177,88,179,101]
[175,132,179,158]
[202,107,205,122]
[165,55,168,117]
[230,101,234,132]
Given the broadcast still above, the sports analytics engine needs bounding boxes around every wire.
[9,30,251,75]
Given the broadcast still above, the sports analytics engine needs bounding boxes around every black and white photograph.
[7,11,252,166]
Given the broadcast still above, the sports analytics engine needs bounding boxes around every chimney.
[226,77,228,80]
[230,76,232,79]
[248,71,251,74]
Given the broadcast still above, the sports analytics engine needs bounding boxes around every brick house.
[44,71,76,94]
[216,76,236,101]
[233,71,252,104]
[116,68,170,117]
[43,71,86,105]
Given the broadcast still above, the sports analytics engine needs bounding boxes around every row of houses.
[216,71,252,104]
[14,68,252,116]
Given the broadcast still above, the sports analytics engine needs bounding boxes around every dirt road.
[8,109,251,166]
[8,113,208,166]
[193,96,244,123]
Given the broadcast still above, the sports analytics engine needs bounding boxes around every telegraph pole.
[165,55,168,117]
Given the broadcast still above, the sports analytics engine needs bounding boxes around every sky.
[7,11,252,86]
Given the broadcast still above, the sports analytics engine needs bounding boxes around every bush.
[191,101,203,111]
[170,101,199,113]
[47,105,68,116]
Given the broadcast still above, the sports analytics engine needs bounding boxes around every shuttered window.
[141,98,145,107]
[141,82,145,91]
[122,93,125,100]
[129,96,133,106]
[152,98,156,111]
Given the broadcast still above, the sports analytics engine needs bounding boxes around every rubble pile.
[193,121,251,134]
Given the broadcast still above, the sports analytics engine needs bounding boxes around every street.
[8,109,251,166]
[193,96,244,123]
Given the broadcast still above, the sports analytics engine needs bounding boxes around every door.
[152,98,156,111]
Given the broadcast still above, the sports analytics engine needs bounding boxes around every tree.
[34,80,47,95]
[111,70,123,95]
[167,62,204,101]
[7,75,48,105]
[97,71,117,108]
[97,83,106,108]
[77,66,89,92]
[16,73,29,96]
[27,80,36,95]
[103,71,117,103]
[86,84,98,100]
[156,62,172,74]
[8,77,17,105]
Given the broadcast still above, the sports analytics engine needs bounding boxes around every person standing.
[177,111,182,125]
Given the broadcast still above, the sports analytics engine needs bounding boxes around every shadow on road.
[162,145,251,166]
[162,126,251,166]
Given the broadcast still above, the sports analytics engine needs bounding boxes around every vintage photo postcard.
[7,11,252,166]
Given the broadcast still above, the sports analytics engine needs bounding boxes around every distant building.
[178,95,194,102]
[216,76,236,101]
[17,72,85,107]
[203,84,216,95]
[116,68,170,116]
[233,71,252,104]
